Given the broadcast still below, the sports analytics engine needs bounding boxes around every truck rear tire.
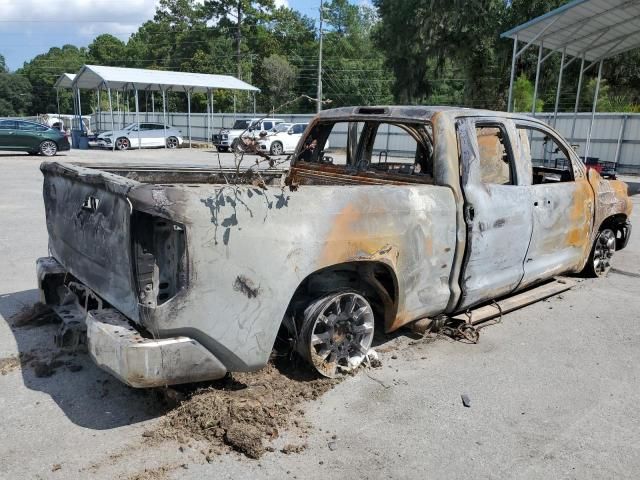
[297,290,375,378]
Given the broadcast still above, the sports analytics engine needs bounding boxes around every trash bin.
[71,130,82,149]
[78,136,89,150]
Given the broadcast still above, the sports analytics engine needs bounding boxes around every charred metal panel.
[520,180,593,286]
[125,183,457,369]
[589,171,633,233]
[41,163,140,322]
[456,117,533,310]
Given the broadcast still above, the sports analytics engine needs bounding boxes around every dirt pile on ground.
[152,359,340,459]
[10,302,57,327]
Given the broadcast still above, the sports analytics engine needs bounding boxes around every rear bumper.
[87,309,227,388]
[37,256,228,388]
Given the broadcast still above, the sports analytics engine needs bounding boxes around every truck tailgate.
[41,162,140,321]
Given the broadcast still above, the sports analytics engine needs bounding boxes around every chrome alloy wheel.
[39,140,57,156]
[592,228,616,277]
[301,292,375,378]
[166,136,179,148]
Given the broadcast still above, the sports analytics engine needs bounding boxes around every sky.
[0,0,322,71]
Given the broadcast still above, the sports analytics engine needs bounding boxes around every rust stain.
[565,179,592,250]
[319,202,400,269]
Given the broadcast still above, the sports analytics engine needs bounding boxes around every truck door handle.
[465,204,475,222]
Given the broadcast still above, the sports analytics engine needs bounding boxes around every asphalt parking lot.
[0,148,639,479]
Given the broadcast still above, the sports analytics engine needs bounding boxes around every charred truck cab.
[37,106,632,387]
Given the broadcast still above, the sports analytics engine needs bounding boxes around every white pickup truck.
[211,117,284,152]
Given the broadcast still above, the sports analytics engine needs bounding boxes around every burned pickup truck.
[37,106,632,387]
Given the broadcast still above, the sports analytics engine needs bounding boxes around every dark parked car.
[0,119,70,156]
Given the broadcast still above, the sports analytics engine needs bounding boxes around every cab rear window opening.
[295,120,435,178]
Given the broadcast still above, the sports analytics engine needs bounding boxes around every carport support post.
[206,88,210,146]
[135,87,141,150]
[107,86,116,152]
[614,115,628,167]
[55,88,60,126]
[531,42,543,115]
[210,89,215,146]
[77,88,82,131]
[552,48,566,128]
[97,88,102,134]
[162,89,167,149]
[570,54,586,144]
[584,60,603,161]
[187,88,192,149]
[507,35,518,112]
[253,92,256,114]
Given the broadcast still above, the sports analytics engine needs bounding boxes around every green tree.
[321,0,394,107]
[512,74,544,112]
[261,54,297,111]
[0,72,33,116]
[88,34,127,66]
[18,45,88,115]
[202,0,275,79]
[0,54,7,73]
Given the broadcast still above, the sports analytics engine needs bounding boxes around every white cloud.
[275,0,289,8]
[0,0,158,38]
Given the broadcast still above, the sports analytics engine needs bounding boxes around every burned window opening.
[474,124,516,186]
[516,124,575,184]
[294,120,434,183]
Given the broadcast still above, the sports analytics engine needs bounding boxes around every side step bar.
[451,277,576,325]
[411,277,577,334]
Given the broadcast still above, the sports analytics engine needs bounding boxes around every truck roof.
[316,106,538,123]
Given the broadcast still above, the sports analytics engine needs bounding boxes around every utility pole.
[316,0,324,113]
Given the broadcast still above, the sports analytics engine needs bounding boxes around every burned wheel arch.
[281,261,399,338]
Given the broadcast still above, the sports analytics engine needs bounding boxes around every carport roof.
[54,73,76,89]
[70,65,260,93]
[501,0,640,62]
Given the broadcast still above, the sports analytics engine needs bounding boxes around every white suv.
[212,118,284,152]
[258,122,308,155]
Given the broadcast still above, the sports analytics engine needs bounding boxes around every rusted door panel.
[457,118,533,310]
[520,180,593,286]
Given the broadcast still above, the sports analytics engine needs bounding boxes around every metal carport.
[67,65,260,150]
[502,0,640,160]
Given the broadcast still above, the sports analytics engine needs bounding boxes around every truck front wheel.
[584,228,616,277]
[297,290,375,378]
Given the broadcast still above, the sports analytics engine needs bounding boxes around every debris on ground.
[126,464,178,480]
[10,302,57,328]
[328,441,337,451]
[461,394,471,408]
[151,360,340,459]
[33,359,64,378]
[0,356,21,375]
[366,349,382,368]
[281,443,308,454]
[0,351,35,375]
[51,463,61,472]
